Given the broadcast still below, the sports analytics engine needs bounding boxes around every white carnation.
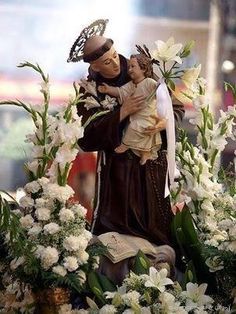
[19,214,34,229]
[35,245,45,258]
[19,196,34,208]
[99,305,117,314]
[24,180,41,194]
[52,265,67,277]
[76,250,89,265]
[71,203,87,218]
[41,246,59,270]
[37,177,50,186]
[44,222,61,235]
[63,256,79,272]
[63,236,84,252]
[35,207,51,221]
[43,183,74,203]
[59,208,75,222]
[28,224,42,237]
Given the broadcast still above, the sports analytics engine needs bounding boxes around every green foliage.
[132,250,151,275]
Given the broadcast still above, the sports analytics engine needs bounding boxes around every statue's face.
[90,46,120,78]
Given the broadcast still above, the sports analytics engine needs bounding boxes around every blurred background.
[0,0,235,210]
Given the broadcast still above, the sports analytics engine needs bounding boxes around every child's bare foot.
[140,152,151,165]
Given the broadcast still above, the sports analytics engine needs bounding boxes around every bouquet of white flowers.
[0,62,103,313]
[171,84,236,306]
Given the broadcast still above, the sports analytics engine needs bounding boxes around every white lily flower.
[181,65,201,88]
[181,282,213,310]
[144,267,173,292]
[101,95,118,110]
[78,79,97,97]
[84,96,100,110]
[153,37,183,64]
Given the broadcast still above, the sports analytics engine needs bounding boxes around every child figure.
[98,54,165,165]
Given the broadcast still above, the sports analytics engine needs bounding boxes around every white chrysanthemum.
[99,304,117,314]
[71,203,87,218]
[52,265,67,277]
[19,196,34,208]
[76,250,89,265]
[40,246,59,270]
[59,208,75,222]
[63,256,79,272]
[24,180,41,194]
[19,214,34,229]
[44,222,61,235]
[43,183,74,203]
[35,207,51,221]
[10,257,25,270]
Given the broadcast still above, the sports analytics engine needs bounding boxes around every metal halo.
[67,19,109,63]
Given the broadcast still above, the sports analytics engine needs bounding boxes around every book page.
[98,232,157,263]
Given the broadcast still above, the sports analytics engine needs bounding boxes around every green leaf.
[132,250,150,275]
[167,79,176,91]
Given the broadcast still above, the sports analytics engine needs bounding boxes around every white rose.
[63,256,79,272]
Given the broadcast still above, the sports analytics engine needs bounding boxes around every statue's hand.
[120,94,145,121]
[143,114,167,135]
[98,83,109,93]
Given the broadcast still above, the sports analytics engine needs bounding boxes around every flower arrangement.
[171,84,236,306]
[58,266,231,313]
[0,62,103,313]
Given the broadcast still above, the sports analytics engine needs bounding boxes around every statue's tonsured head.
[67,19,113,63]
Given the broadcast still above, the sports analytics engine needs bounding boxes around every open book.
[98,232,161,263]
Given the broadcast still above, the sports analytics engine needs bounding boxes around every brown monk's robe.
[77,54,184,247]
